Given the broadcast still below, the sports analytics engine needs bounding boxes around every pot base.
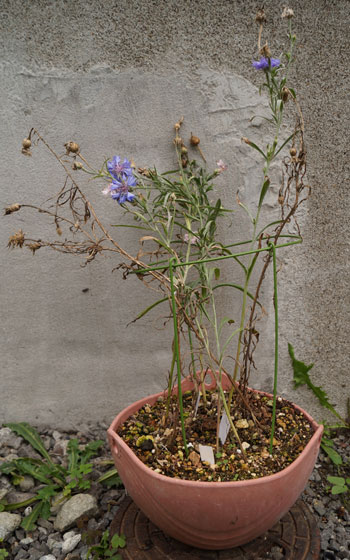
[110,495,321,558]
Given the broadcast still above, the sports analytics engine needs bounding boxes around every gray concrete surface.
[1,0,349,428]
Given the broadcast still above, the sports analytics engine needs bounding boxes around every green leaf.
[130,297,168,323]
[321,443,343,465]
[97,469,123,487]
[212,283,261,307]
[331,485,347,495]
[288,343,344,421]
[258,178,270,209]
[327,476,346,485]
[111,534,126,549]
[5,423,54,465]
[243,140,267,160]
[21,501,43,531]
[67,439,79,472]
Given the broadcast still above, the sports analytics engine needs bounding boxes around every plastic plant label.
[199,444,215,466]
[219,410,231,445]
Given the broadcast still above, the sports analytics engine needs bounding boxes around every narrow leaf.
[258,178,270,209]
[5,423,54,465]
[21,501,43,531]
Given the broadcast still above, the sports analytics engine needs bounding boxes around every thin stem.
[269,242,279,454]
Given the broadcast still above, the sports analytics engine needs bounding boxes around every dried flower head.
[290,147,297,157]
[65,141,80,154]
[256,8,266,23]
[260,43,271,58]
[281,7,294,19]
[73,161,83,170]
[4,203,21,215]
[8,230,25,248]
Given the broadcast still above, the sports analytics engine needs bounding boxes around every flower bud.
[22,138,31,149]
[65,141,80,154]
[73,161,83,170]
[190,133,200,146]
[181,146,188,155]
[282,87,289,102]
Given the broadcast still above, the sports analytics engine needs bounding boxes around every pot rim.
[108,380,323,488]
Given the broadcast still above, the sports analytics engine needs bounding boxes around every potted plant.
[6,7,322,550]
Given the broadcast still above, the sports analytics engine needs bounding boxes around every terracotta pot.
[107,373,323,550]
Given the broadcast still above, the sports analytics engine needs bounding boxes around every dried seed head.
[4,203,21,215]
[260,43,271,58]
[181,146,188,155]
[8,229,25,249]
[56,226,63,236]
[73,161,83,170]
[22,138,32,149]
[281,87,289,102]
[290,147,297,157]
[281,7,294,19]
[174,117,184,131]
[138,167,151,177]
[181,156,188,168]
[190,133,200,146]
[65,141,80,154]
[174,137,183,146]
[278,195,285,205]
[241,137,252,146]
[28,242,41,254]
[256,8,266,23]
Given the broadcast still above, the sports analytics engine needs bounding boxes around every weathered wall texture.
[1,0,349,428]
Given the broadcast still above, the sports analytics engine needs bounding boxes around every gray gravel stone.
[54,494,97,532]
[0,427,23,449]
[0,511,22,540]
[39,556,56,560]
[19,476,35,492]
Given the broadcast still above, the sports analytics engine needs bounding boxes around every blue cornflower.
[110,176,137,204]
[252,57,280,70]
[107,156,133,179]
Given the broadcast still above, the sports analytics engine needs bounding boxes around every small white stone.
[61,533,81,554]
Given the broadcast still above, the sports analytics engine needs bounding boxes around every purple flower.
[107,156,133,179]
[110,176,137,204]
[252,57,280,70]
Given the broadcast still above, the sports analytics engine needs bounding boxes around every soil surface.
[117,390,315,482]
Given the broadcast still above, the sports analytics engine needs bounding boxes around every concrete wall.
[1,0,349,429]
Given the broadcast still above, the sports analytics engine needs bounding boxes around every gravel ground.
[0,423,349,560]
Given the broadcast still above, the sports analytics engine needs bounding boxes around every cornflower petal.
[252,57,280,70]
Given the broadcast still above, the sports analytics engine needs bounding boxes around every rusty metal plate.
[110,497,320,559]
